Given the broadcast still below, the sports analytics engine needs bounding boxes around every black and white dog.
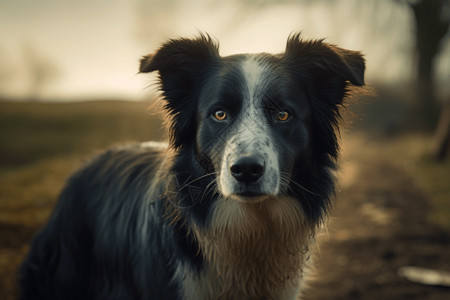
[19,33,365,300]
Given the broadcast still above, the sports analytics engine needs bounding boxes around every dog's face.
[140,34,364,209]
[194,54,311,203]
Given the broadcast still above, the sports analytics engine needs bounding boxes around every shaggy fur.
[19,33,365,300]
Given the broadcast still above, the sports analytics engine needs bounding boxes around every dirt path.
[303,135,450,299]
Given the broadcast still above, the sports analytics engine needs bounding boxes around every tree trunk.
[431,105,450,161]
[409,0,449,129]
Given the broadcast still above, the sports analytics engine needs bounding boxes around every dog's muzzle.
[219,132,280,200]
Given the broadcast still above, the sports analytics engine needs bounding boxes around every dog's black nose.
[230,155,265,183]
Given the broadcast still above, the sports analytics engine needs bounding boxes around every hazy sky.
[0,0,448,100]
[0,0,142,99]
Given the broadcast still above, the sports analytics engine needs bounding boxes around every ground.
[0,100,449,299]
[303,133,450,300]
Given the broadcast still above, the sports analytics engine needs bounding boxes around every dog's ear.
[283,33,366,159]
[283,33,365,89]
[140,34,220,149]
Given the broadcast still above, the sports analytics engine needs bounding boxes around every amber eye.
[276,111,290,121]
[214,110,227,121]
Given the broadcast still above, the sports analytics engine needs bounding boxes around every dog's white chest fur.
[175,196,313,300]
[177,264,303,300]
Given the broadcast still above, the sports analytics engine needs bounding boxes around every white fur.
[176,262,303,300]
[177,195,311,299]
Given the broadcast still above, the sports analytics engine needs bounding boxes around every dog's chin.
[229,192,271,204]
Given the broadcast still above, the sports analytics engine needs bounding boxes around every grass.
[379,135,450,229]
[342,130,450,229]
[0,99,166,224]
[344,88,450,229]
[0,100,165,168]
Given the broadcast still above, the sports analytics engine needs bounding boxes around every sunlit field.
[0,98,449,299]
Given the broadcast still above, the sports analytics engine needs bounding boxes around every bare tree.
[405,0,450,160]
[23,43,61,101]
[0,46,18,99]
[407,0,449,128]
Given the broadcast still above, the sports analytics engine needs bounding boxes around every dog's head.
[140,33,364,218]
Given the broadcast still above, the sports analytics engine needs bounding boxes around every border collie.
[19,33,365,300]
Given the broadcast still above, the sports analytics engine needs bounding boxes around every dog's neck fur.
[162,152,316,299]
[188,196,314,299]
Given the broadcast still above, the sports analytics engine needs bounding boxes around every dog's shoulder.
[76,141,168,181]
[58,141,169,210]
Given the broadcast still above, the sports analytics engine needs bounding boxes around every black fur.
[19,33,364,299]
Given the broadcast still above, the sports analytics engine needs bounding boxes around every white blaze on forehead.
[236,55,269,137]
[240,56,268,103]
[233,56,267,152]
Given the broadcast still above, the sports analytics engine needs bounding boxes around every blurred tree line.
[0,43,61,101]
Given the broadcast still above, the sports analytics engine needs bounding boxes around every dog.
[19,33,365,300]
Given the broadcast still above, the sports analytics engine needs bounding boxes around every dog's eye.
[276,111,290,121]
[214,110,227,121]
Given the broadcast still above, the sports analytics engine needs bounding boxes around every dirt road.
[303,135,450,299]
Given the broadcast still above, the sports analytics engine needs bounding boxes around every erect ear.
[283,33,365,88]
[283,33,366,159]
[139,34,220,149]
[139,54,154,73]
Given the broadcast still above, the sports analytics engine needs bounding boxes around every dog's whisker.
[177,172,218,191]
[200,178,218,203]
[280,173,320,196]
[279,176,291,194]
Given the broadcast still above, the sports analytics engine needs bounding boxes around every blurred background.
[0,0,449,299]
